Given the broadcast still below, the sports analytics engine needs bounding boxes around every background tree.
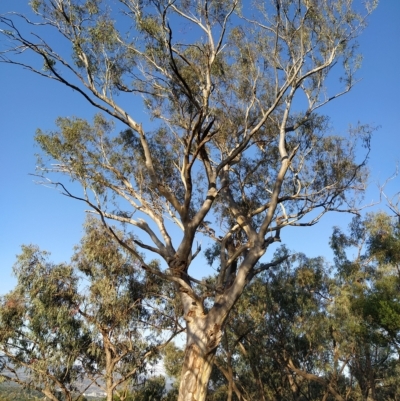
[206,249,348,401]
[188,215,400,401]
[72,217,180,401]
[0,1,377,399]
[0,244,92,401]
[330,212,400,401]
[0,217,179,401]
[127,376,167,401]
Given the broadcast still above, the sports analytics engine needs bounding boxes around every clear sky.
[1,1,399,295]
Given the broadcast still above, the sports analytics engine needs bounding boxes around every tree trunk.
[365,346,376,401]
[104,344,114,401]
[238,341,266,401]
[178,315,222,401]
[175,247,264,400]
[287,371,301,401]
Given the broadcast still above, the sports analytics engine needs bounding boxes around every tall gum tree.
[0,1,377,399]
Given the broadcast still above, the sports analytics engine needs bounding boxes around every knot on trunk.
[184,309,197,322]
[206,324,222,351]
[169,255,188,274]
[184,304,206,322]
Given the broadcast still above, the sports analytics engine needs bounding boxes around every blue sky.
[1,1,399,295]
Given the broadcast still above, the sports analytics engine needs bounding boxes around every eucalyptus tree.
[209,250,349,401]
[210,213,400,401]
[0,218,178,401]
[71,217,180,401]
[0,245,92,401]
[330,212,400,401]
[0,1,376,399]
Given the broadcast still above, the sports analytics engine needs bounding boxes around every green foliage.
[0,218,177,401]
[220,250,334,400]
[0,383,43,401]
[0,244,90,400]
[163,343,184,380]
[331,212,400,339]
[110,376,168,401]
[207,220,400,401]
[131,376,166,401]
